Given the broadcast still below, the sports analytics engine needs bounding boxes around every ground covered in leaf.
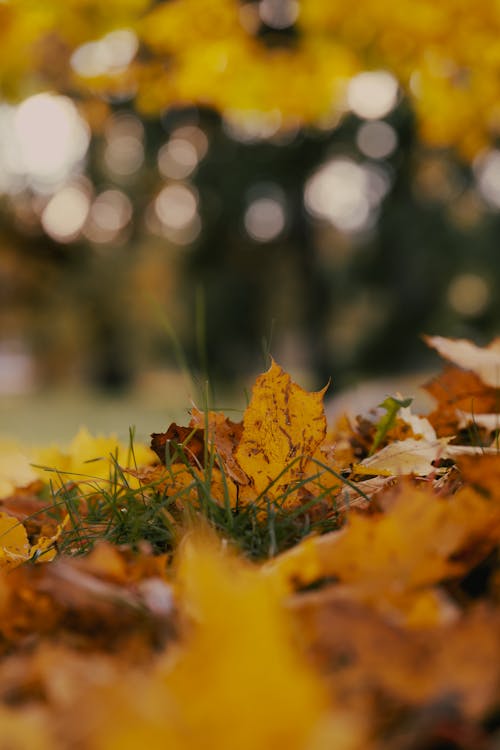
[2,335,500,748]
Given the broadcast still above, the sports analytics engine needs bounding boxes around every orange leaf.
[423,366,499,436]
[190,408,248,485]
[456,453,500,498]
[267,480,500,622]
[151,424,205,466]
[235,360,328,499]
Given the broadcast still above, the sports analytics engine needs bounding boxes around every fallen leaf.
[456,453,500,498]
[399,402,437,442]
[0,512,30,568]
[355,438,446,477]
[0,440,38,498]
[235,360,328,499]
[425,335,500,388]
[290,595,500,718]
[151,424,205,466]
[0,543,176,651]
[423,366,499,436]
[32,427,156,486]
[189,408,248,485]
[0,706,53,750]
[266,480,500,623]
[457,411,500,431]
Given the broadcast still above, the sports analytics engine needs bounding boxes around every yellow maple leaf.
[93,533,362,750]
[235,360,328,500]
[0,439,39,498]
[0,511,30,568]
[32,427,156,488]
[0,510,69,568]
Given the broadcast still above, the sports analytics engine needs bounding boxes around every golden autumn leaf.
[0,512,30,568]
[91,534,362,750]
[266,480,500,624]
[0,510,67,569]
[0,440,39,498]
[235,360,328,499]
[32,427,156,487]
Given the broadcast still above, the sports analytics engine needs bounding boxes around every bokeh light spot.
[84,190,132,243]
[71,29,138,78]
[347,71,399,120]
[158,138,199,180]
[154,184,201,245]
[41,185,90,242]
[105,136,144,176]
[258,0,299,29]
[447,274,490,317]
[172,125,209,160]
[104,113,144,177]
[244,196,286,242]
[304,158,390,233]
[474,150,500,208]
[224,110,282,143]
[356,120,398,159]
[13,94,89,187]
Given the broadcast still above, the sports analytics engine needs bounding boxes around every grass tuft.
[34,429,350,561]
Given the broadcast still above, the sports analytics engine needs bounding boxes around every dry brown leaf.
[0,543,176,652]
[190,408,248,485]
[423,366,499,436]
[151,424,205,466]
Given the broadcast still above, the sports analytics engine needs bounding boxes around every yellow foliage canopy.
[3,0,500,155]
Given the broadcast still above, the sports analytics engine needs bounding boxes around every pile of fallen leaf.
[1,335,500,748]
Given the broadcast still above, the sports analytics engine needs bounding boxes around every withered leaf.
[190,408,248,485]
[151,424,205,466]
[235,359,328,499]
[423,366,500,436]
[0,543,176,651]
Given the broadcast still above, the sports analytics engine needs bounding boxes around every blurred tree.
[1,0,500,392]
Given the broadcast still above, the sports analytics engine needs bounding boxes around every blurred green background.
[1,0,499,440]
